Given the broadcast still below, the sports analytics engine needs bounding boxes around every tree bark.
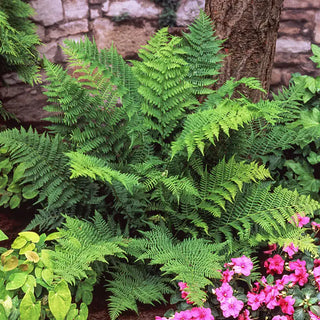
[205,0,284,102]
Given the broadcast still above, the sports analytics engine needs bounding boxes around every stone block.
[90,9,100,20]
[176,0,205,26]
[91,18,157,58]
[2,87,49,123]
[48,19,89,39]
[283,0,318,9]
[274,53,312,66]
[37,42,58,62]
[64,0,89,20]
[315,11,320,43]
[278,21,301,35]
[276,37,311,53]
[30,0,63,26]
[280,9,315,22]
[271,68,282,85]
[0,86,26,99]
[1,73,24,86]
[89,0,104,3]
[35,24,46,42]
[102,0,161,19]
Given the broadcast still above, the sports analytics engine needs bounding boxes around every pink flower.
[272,316,287,320]
[174,310,192,320]
[231,255,253,276]
[290,213,310,227]
[247,291,265,311]
[215,283,233,302]
[264,255,284,275]
[312,221,320,230]
[283,243,299,258]
[275,275,291,290]
[237,309,251,320]
[314,259,320,267]
[178,282,194,304]
[220,296,244,318]
[288,259,309,286]
[309,311,320,320]
[221,269,234,283]
[279,296,295,315]
[190,307,214,320]
[264,286,280,310]
[155,317,168,320]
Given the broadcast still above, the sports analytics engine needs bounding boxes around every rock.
[276,37,311,53]
[48,20,89,39]
[315,11,320,43]
[176,0,205,26]
[0,85,26,99]
[91,18,157,58]
[271,68,282,85]
[35,24,46,42]
[1,73,24,86]
[278,22,301,35]
[37,42,59,61]
[63,0,88,20]
[2,87,49,123]
[30,0,63,26]
[274,53,312,66]
[89,0,104,3]
[102,0,161,19]
[283,0,319,9]
[90,9,100,20]
[280,9,315,22]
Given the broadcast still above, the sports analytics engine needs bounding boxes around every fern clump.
[1,10,320,320]
[0,0,41,84]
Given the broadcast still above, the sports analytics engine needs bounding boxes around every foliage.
[150,0,180,27]
[0,230,88,320]
[1,11,320,320]
[0,0,41,84]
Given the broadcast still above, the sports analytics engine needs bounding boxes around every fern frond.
[66,152,140,193]
[107,263,172,320]
[181,10,224,96]
[129,227,225,306]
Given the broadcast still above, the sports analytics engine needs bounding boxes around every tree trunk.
[205,0,284,102]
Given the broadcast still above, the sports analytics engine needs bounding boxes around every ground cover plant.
[1,10,320,320]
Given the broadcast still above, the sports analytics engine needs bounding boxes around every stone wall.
[0,0,319,124]
[271,0,320,92]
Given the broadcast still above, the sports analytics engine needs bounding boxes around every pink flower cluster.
[155,307,214,320]
[213,256,253,318]
[289,212,310,228]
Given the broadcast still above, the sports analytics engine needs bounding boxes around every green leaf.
[6,272,28,290]
[11,236,27,249]
[0,304,8,320]
[12,163,26,183]
[310,305,320,316]
[45,232,62,241]
[22,275,37,293]
[9,194,21,209]
[0,175,8,189]
[20,291,41,320]
[66,304,78,320]
[22,185,39,199]
[42,269,53,286]
[7,183,21,193]
[0,193,10,206]
[48,280,72,320]
[0,230,8,242]
[19,232,40,243]
[77,303,88,320]
[294,308,305,320]
[3,256,19,271]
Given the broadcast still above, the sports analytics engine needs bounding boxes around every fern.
[129,227,225,306]
[107,263,172,320]
[0,0,40,84]
[181,10,224,96]
[47,212,126,284]
[132,27,199,140]
[210,182,320,252]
